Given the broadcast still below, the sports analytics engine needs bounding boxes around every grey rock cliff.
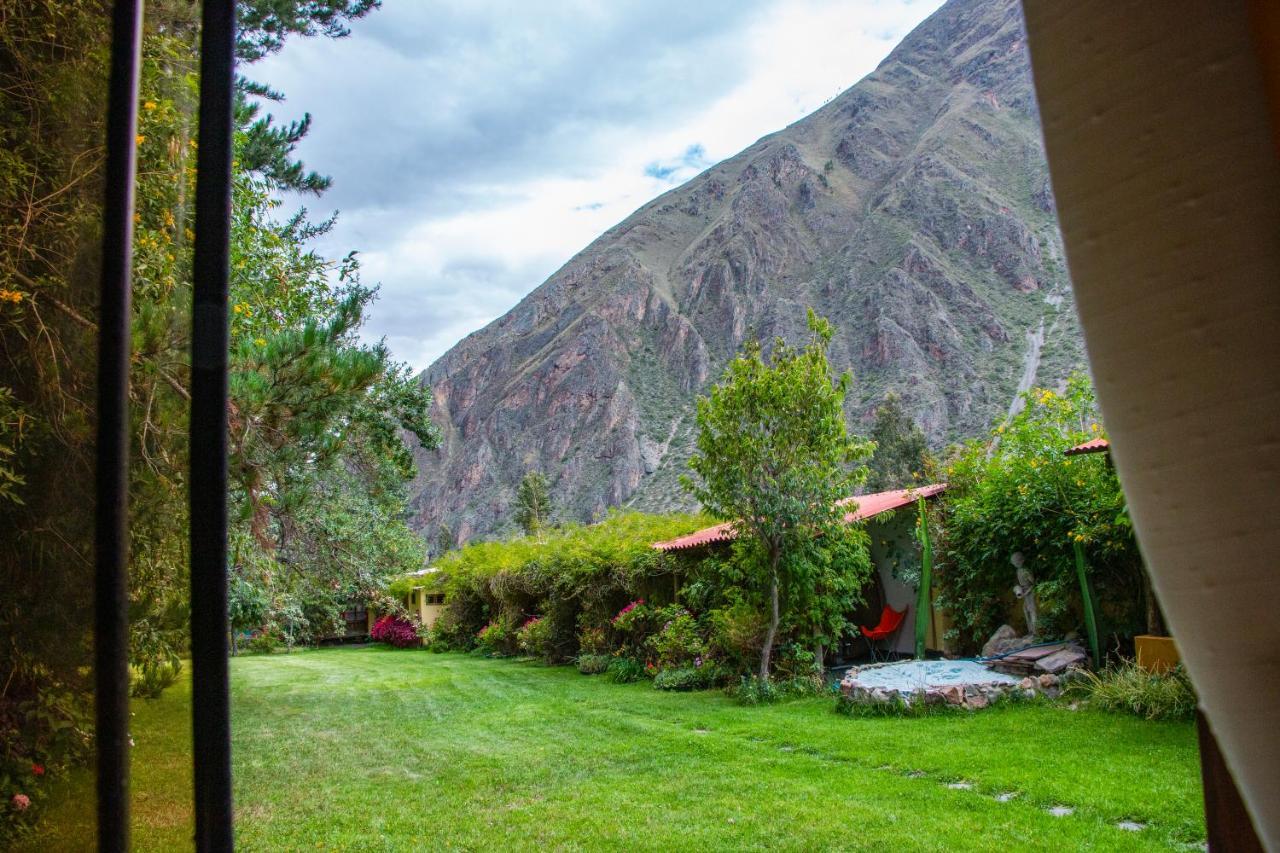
[409,0,1083,544]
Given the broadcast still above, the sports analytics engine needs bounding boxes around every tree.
[684,310,874,679]
[435,524,456,557]
[866,392,930,492]
[514,471,552,538]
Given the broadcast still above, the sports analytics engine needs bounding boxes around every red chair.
[860,605,907,662]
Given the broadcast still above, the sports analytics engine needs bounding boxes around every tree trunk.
[814,642,825,670]
[759,560,780,681]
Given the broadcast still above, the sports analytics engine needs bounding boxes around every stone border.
[839,663,1076,709]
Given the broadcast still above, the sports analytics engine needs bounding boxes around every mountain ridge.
[409,0,1084,545]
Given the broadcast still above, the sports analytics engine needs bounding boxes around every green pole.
[915,498,933,660]
[1073,539,1101,667]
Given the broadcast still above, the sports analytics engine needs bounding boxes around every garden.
[27,647,1205,851]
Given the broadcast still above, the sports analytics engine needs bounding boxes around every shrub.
[730,674,828,706]
[937,374,1147,651]
[604,657,648,684]
[475,617,514,656]
[653,662,721,691]
[370,615,420,648]
[707,599,765,670]
[244,631,281,655]
[651,609,705,669]
[1071,660,1197,721]
[576,653,611,675]
[130,658,182,699]
[516,615,552,660]
[577,624,608,655]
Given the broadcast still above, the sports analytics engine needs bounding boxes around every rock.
[1037,674,1059,689]
[982,625,1036,657]
[1019,677,1036,690]
[406,0,1083,544]
[967,694,990,710]
[941,686,965,705]
[924,689,944,705]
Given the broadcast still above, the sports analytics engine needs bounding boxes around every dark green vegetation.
[936,375,1146,652]
[685,310,874,676]
[409,0,1087,545]
[30,649,1205,850]
[1,0,429,835]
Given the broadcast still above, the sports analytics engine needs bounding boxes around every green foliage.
[1071,661,1197,722]
[729,673,828,706]
[575,653,611,675]
[866,392,931,492]
[684,309,874,678]
[651,610,704,669]
[936,374,1143,651]
[652,664,719,691]
[476,617,516,657]
[130,658,183,700]
[516,616,553,661]
[426,510,711,663]
[603,657,648,684]
[514,471,553,538]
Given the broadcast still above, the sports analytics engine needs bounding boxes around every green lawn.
[33,647,1204,851]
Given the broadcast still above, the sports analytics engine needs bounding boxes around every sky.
[254,0,943,372]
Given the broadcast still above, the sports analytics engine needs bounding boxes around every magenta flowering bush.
[517,615,553,660]
[370,615,420,648]
[611,599,647,631]
[476,618,515,655]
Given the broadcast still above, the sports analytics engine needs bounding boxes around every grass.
[31,647,1204,851]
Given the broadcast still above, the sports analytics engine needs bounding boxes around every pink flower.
[31,764,44,776]
[12,793,30,811]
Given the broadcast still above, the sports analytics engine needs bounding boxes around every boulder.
[982,624,1035,657]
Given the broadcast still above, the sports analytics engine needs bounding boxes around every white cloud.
[254,0,943,371]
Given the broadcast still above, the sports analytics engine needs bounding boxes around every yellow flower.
[143,101,157,111]
[232,304,242,314]
[1090,423,1099,433]
[254,337,267,347]
[135,134,145,145]
[0,289,24,304]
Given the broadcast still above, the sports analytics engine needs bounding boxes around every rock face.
[409,0,1084,544]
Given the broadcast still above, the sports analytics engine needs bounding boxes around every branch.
[19,273,193,402]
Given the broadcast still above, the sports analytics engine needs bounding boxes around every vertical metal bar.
[95,1,143,849]
[190,0,236,848]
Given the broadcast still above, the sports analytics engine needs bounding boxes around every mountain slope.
[409,0,1083,544]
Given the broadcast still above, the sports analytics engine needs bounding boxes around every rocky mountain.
[408,0,1084,545]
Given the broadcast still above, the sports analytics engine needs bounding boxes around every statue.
[1011,552,1037,637]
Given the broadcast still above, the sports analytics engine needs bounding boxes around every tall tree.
[514,471,552,538]
[866,392,930,492]
[684,310,874,679]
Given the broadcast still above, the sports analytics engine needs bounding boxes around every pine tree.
[866,393,930,492]
[514,471,552,538]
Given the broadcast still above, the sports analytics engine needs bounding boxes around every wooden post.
[1198,711,1265,851]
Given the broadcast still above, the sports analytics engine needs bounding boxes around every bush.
[516,616,552,660]
[653,664,720,691]
[576,653,611,675]
[651,609,705,669]
[707,599,765,670]
[130,658,182,699]
[475,617,514,656]
[1071,660,1196,721]
[730,674,828,706]
[244,631,281,655]
[370,615,420,648]
[604,657,648,684]
[937,374,1147,651]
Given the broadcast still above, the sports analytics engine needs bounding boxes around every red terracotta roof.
[1065,438,1111,456]
[652,483,947,553]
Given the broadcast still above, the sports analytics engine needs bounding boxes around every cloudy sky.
[254,0,942,372]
